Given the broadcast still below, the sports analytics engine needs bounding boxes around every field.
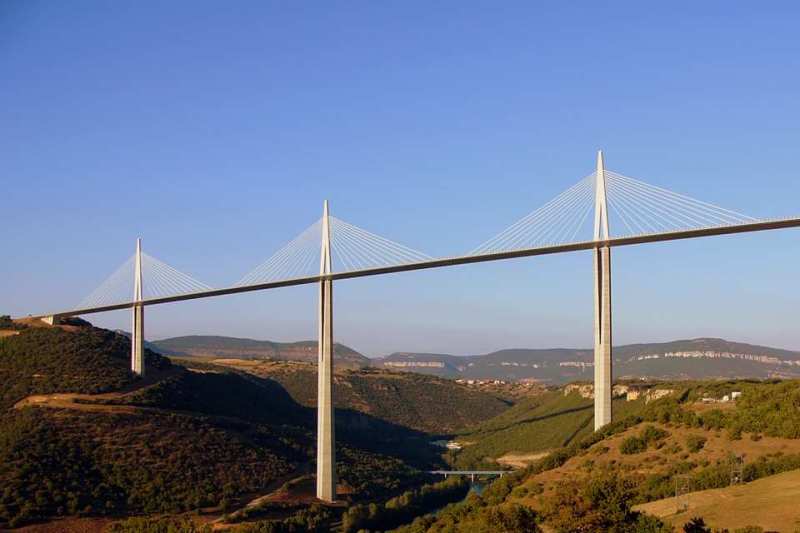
[635,468,800,531]
[451,390,646,469]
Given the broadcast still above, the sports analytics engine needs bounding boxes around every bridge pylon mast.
[316,200,336,502]
[593,151,612,430]
[131,238,145,376]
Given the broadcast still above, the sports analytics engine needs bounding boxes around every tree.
[683,517,712,533]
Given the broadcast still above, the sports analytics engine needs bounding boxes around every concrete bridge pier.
[316,201,336,502]
[593,151,612,430]
[131,238,145,377]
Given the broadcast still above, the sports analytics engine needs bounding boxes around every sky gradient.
[2,2,800,356]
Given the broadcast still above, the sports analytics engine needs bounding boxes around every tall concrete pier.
[593,151,612,430]
[316,201,336,501]
[131,238,145,376]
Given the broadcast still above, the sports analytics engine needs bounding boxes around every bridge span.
[15,151,800,502]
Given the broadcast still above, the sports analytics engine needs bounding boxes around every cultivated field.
[635,468,800,531]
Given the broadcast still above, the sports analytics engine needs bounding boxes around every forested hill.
[0,325,171,410]
[376,337,800,382]
[152,334,370,367]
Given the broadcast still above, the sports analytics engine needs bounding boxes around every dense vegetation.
[394,491,542,532]
[341,477,469,532]
[539,471,670,532]
[0,326,169,410]
[639,380,800,439]
[0,408,303,527]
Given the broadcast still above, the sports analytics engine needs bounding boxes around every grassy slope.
[405,380,800,531]
[452,391,646,469]
[634,468,800,531]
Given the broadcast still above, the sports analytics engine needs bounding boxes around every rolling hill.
[151,335,370,368]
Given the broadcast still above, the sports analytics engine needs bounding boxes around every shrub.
[683,516,711,533]
[621,436,647,455]
[685,435,707,453]
[341,477,469,532]
[108,516,211,532]
[641,425,669,444]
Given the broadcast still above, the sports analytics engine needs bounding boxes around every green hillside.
[452,391,646,469]
[393,379,800,532]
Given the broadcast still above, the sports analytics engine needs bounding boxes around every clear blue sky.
[2,2,800,356]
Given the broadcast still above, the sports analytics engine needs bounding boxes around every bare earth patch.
[634,468,800,531]
[497,451,551,468]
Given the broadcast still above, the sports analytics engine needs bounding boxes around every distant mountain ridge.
[151,335,370,367]
[148,334,800,382]
[376,338,800,383]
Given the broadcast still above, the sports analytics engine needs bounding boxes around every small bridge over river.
[429,471,508,481]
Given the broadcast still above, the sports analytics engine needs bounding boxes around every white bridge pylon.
[472,151,757,430]
[77,240,213,376]
[236,213,433,286]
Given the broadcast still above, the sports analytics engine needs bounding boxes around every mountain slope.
[198,359,511,435]
[0,325,429,529]
[152,335,370,367]
[375,338,800,382]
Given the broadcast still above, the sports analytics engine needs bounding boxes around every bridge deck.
[21,216,800,319]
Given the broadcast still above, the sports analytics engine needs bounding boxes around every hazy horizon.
[143,330,800,360]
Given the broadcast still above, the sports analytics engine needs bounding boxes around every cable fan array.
[77,168,760,311]
[471,173,596,255]
[472,170,758,255]
[329,216,431,273]
[78,253,212,309]
[235,216,431,286]
[603,171,757,236]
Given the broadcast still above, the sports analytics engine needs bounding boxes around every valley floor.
[634,468,800,531]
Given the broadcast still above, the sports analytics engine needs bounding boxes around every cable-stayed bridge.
[17,152,800,502]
